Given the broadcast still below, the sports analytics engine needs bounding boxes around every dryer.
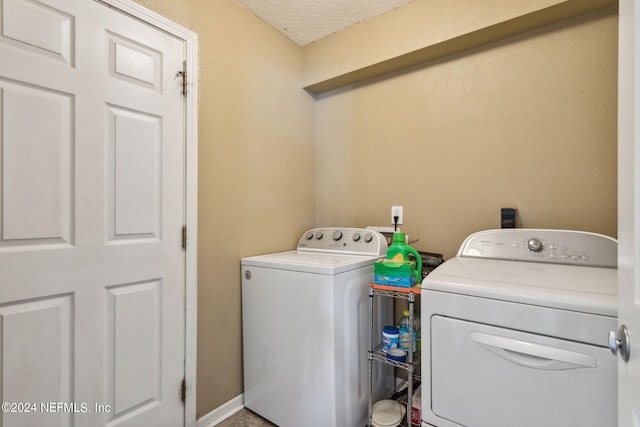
[241,227,394,427]
[421,229,617,427]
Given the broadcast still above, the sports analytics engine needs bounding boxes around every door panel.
[107,281,161,417]
[107,32,161,91]
[0,295,73,427]
[618,0,640,424]
[2,0,74,64]
[106,105,162,241]
[0,1,186,426]
[1,79,73,245]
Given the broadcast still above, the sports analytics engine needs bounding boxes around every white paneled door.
[0,0,189,426]
[618,0,640,425]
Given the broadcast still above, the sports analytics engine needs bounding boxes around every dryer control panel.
[297,227,388,256]
[458,229,617,268]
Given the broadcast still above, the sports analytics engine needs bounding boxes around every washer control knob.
[364,233,373,243]
[305,232,314,240]
[332,231,343,241]
[527,238,543,252]
[315,231,323,240]
[353,233,361,242]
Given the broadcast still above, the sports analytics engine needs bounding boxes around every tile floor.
[214,407,383,426]
[215,408,277,427]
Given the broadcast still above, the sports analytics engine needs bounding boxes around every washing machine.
[421,229,618,427]
[241,227,394,427]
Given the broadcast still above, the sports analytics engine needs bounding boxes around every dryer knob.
[332,231,343,241]
[527,238,543,252]
[364,233,373,243]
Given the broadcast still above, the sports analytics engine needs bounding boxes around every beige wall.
[133,0,316,417]
[315,7,618,260]
[135,0,617,420]
[302,0,616,92]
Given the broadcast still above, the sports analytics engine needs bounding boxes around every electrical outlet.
[391,206,403,225]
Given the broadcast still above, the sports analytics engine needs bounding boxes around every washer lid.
[422,257,617,316]
[241,250,382,274]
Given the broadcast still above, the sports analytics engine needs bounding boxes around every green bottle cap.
[392,232,406,243]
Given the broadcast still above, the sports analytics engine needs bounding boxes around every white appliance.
[241,227,394,427]
[421,229,618,427]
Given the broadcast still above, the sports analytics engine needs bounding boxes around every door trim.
[96,1,198,425]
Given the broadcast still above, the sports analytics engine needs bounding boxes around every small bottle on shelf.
[397,309,416,352]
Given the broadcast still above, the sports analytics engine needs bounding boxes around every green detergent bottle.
[387,232,422,284]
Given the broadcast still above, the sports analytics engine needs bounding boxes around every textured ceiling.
[233,0,416,46]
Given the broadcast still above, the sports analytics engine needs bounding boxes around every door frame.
[617,0,640,425]
[96,1,199,425]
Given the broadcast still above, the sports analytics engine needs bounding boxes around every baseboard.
[196,394,244,427]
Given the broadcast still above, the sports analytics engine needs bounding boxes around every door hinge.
[182,225,187,250]
[176,61,187,95]
[180,378,186,403]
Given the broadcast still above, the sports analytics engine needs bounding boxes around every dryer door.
[428,316,616,427]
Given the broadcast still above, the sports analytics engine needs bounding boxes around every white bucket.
[371,399,406,427]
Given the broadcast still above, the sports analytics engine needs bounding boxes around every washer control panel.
[297,227,388,256]
[458,229,617,268]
